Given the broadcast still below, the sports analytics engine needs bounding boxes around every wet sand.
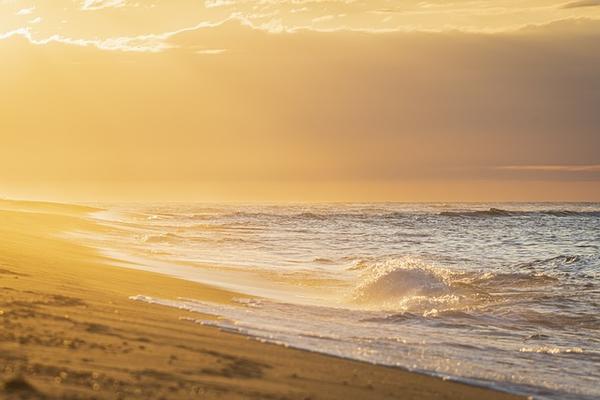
[0,199,523,400]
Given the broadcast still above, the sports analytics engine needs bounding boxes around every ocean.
[80,203,600,399]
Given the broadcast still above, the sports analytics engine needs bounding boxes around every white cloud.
[81,0,127,11]
[16,7,35,15]
[497,165,600,172]
[195,48,227,55]
[561,0,600,9]
[0,27,173,53]
[205,0,235,8]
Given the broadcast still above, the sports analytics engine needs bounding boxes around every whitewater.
[80,203,600,400]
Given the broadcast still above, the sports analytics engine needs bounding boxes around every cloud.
[493,165,600,182]
[81,0,127,11]
[4,0,597,42]
[195,48,227,54]
[0,13,232,53]
[205,0,236,8]
[497,165,600,172]
[561,0,600,9]
[2,17,600,188]
[16,7,35,16]
[512,17,600,35]
[0,27,175,52]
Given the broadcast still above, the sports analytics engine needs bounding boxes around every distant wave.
[440,208,513,217]
[517,254,582,269]
[440,208,600,218]
[208,211,411,222]
[142,232,255,245]
[189,208,600,221]
[188,222,261,232]
[313,257,336,265]
[296,212,329,220]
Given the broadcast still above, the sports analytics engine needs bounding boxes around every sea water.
[83,203,600,399]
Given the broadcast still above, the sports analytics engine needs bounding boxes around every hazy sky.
[1,1,599,201]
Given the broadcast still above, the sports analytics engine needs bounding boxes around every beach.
[0,199,524,400]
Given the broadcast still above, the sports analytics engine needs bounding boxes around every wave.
[212,210,410,222]
[440,208,513,217]
[348,257,564,314]
[346,257,600,336]
[440,208,600,218]
[152,211,229,221]
[187,222,261,232]
[516,255,582,269]
[313,257,336,264]
[349,258,480,313]
[470,271,559,288]
[541,210,600,217]
[142,232,255,245]
[176,208,600,222]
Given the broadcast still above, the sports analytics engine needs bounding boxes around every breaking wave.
[350,258,483,313]
[348,257,563,314]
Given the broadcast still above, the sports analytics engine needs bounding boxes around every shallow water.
[85,203,600,399]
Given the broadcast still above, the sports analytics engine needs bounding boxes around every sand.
[0,199,523,400]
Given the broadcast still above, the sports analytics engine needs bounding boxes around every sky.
[1,0,600,202]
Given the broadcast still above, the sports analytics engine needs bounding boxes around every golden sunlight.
[1,2,599,400]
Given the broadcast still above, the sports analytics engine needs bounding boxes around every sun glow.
[1,1,599,201]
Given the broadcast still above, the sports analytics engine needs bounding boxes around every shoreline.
[0,199,524,399]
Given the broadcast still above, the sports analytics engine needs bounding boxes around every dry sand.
[0,199,524,400]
